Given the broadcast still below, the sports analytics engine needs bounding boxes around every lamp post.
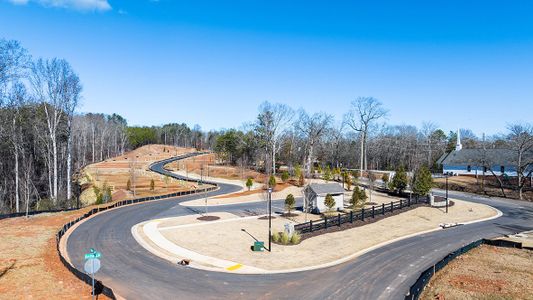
[445,172,449,214]
[268,187,272,252]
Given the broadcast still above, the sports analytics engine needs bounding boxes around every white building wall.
[315,194,344,213]
[443,164,528,177]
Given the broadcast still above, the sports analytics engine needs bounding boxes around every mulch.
[300,203,429,241]
[197,216,221,221]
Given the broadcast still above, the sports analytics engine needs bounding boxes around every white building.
[303,183,345,213]
[437,129,533,177]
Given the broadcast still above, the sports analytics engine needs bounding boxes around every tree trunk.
[52,135,58,203]
[272,140,276,175]
[359,131,365,174]
[14,145,19,213]
[66,118,72,201]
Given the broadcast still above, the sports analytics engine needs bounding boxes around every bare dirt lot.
[434,175,533,201]
[0,210,110,300]
[79,144,200,205]
[421,245,533,300]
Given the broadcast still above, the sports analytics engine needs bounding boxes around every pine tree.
[324,193,336,212]
[285,193,295,215]
[268,175,276,189]
[350,186,367,209]
[346,173,352,191]
[412,165,433,196]
[391,166,408,194]
[281,171,290,183]
[246,177,253,191]
[323,165,332,182]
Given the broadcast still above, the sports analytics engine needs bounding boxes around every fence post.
[350,211,353,223]
[309,220,313,233]
[382,203,385,215]
[361,208,365,221]
[372,206,375,218]
[338,213,341,227]
[325,216,328,229]
[391,201,393,213]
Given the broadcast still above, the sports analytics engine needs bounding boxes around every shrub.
[350,186,367,209]
[391,166,408,194]
[280,232,290,245]
[382,173,390,186]
[352,170,361,178]
[323,166,332,182]
[36,198,54,211]
[281,171,290,183]
[290,231,301,244]
[294,164,302,180]
[285,194,295,215]
[268,175,276,189]
[324,193,336,211]
[345,173,352,191]
[299,172,305,187]
[102,181,112,203]
[246,177,253,191]
[272,232,280,243]
[412,165,433,196]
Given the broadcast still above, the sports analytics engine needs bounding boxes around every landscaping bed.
[300,202,429,241]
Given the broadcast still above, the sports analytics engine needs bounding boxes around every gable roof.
[440,148,532,166]
[306,183,345,196]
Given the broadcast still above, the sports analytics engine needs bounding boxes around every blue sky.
[1,0,532,135]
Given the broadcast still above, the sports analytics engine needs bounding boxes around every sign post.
[84,248,102,300]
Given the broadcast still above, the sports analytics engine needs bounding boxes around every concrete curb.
[134,201,503,275]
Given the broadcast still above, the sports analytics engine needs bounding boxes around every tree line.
[0,39,211,214]
[211,99,532,200]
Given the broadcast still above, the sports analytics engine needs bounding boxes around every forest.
[1,38,531,214]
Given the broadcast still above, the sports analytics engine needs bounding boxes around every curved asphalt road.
[67,154,533,300]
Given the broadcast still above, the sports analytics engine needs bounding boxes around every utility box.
[253,241,264,252]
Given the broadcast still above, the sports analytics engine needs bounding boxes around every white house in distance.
[304,183,345,213]
[438,129,533,177]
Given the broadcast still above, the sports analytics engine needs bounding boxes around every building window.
[501,166,505,174]
[467,165,471,172]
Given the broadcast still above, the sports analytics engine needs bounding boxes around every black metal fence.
[294,197,426,234]
[404,238,526,300]
[52,152,217,299]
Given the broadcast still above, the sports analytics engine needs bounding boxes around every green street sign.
[84,249,101,260]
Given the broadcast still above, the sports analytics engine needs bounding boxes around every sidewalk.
[132,200,501,274]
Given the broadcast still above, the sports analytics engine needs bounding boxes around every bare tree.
[256,102,293,175]
[344,97,388,174]
[507,123,533,200]
[421,121,438,166]
[30,58,80,204]
[295,110,332,177]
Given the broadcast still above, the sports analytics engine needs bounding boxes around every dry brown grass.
[0,209,111,300]
[434,176,533,201]
[164,155,268,183]
[79,145,201,205]
[421,245,533,300]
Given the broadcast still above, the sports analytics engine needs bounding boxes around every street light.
[445,172,450,213]
[268,187,272,252]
